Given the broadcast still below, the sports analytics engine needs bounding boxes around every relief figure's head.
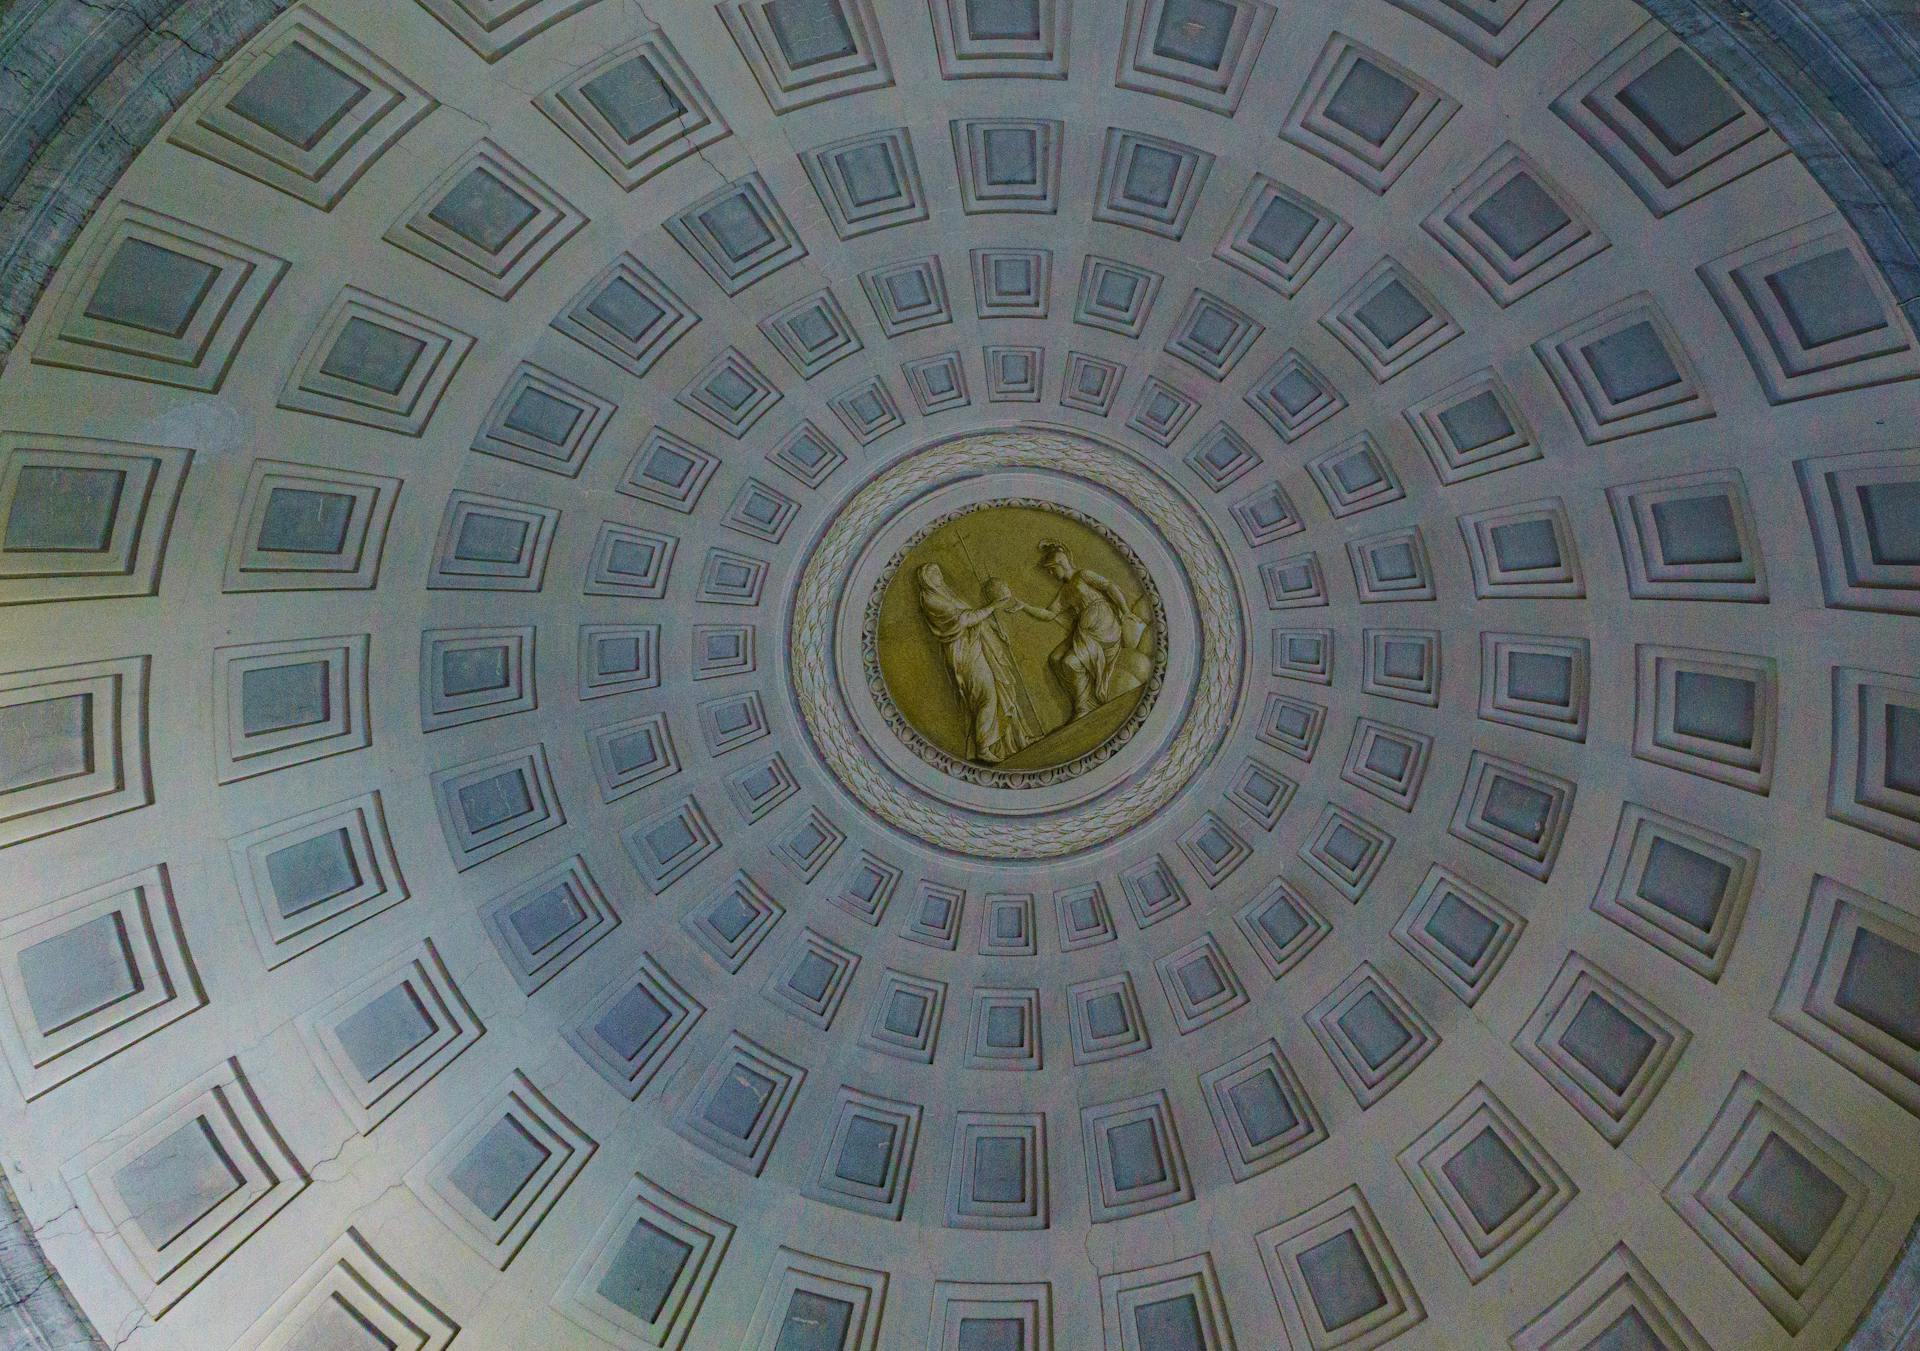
[1038,541,1075,581]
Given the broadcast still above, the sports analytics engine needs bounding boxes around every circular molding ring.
[789,426,1245,859]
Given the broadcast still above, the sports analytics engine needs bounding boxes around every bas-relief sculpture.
[880,504,1160,773]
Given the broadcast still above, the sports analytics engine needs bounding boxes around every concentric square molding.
[760,288,863,379]
[405,1069,594,1269]
[0,864,203,1100]
[1155,932,1247,1033]
[1591,802,1756,983]
[946,1110,1049,1230]
[802,128,928,238]
[383,138,584,300]
[589,702,677,790]
[1797,446,1920,615]
[1093,128,1215,239]
[1226,753,1297,830]
[578,623,660,699]
[1458,498,1583,599]
[1402,367,1539,484]
[480,854,618,995]
[1553,21,1786,217]
[928,0,1070,79]
[535,28,730,190]
[227,790,407,965]
[1061,351,1125,415]
[1114,0,1276,115]
[1126,376,1198,447]
[1237,878,1332,980]
[1165,289,1263,380]
[677,348,781,439]
[1534,293,1712,443]
[61,1057,306,1316]
[743,1247,887,1349]
[1699,216,1919,403]
[212,633,369,783]
[672,1030,804,1176]
[1608,468,1769,602]
[831,375,907,444]
[1385,0,1564,65]
[552,254,699,378]
[1447,750,1575,881]
[768,420,847,487]
[1340,716,1433,811]
[238,1228,457,1350]
[1665,1072,1886,1332]
[1100,1252,1236,1349]
[1391,864,1523,1006]
[471,362,615,477]
[1232,481,1304,548]
[1075,255,1162,336]
[1774,875,1920,1115]
[1828,665,1920,848]
[0,433,192,606]
[1246,349,1348,443]
[413,0,598,61]
[685,870,784,974]
[721,0,894,113]
[666,174,807,295]
[223,458,398,592]
[35,203,286,391]
[299,939,482,1132]
[1200,1039,1327,1180]
[1348,525,1435,603]
[1633,643,1777,795]
[553,1174,731,1351]
[422,625,535,731]
[1260,550,1326,610]
[1398,1083,1576,1282]
[973,248,1052,319]
[624,794,722,893]
[1515,952,1689,1145]
[1081,1088,1192,1222]
[1069,972,1152,1064]
[805,1086,921,1219]
[1256,1186,1424,1349]
[168,11,435,209]
[432,742,565,868]
[1511,1242,1710,1350]
[1361,627,1439,707]
[0,654,150,848]
[563,953,702,1099]
[1424,144,1607,305]
[1215,174,1349,298]
[279,287,473,435]
[1257,691,1328,761]
[1306,962,1437,1107]
[861,255,952,335]
[931,1281,1052,1349]
[1308,434,1402,517]
[1055,881,1118,950]
[860,966,944,1063]
[1322,257,1462,382]
[1479,632,1589,741]
[1281,34,1459,194]
[586,523,677,598]
[951,117,1063,213]
[763,926,859,1030]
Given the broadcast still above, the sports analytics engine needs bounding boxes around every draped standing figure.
[914,563,1039,763]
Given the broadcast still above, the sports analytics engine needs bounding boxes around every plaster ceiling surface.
[0,0,1917,1347]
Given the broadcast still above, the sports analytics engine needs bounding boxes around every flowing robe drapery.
[916,571,1039,763]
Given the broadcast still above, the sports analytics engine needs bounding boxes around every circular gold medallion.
[870,501,1166,777]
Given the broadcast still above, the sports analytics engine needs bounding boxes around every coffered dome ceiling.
[1,0,1917,1346]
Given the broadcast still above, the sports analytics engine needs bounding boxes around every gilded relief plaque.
[868,501,1168,779]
